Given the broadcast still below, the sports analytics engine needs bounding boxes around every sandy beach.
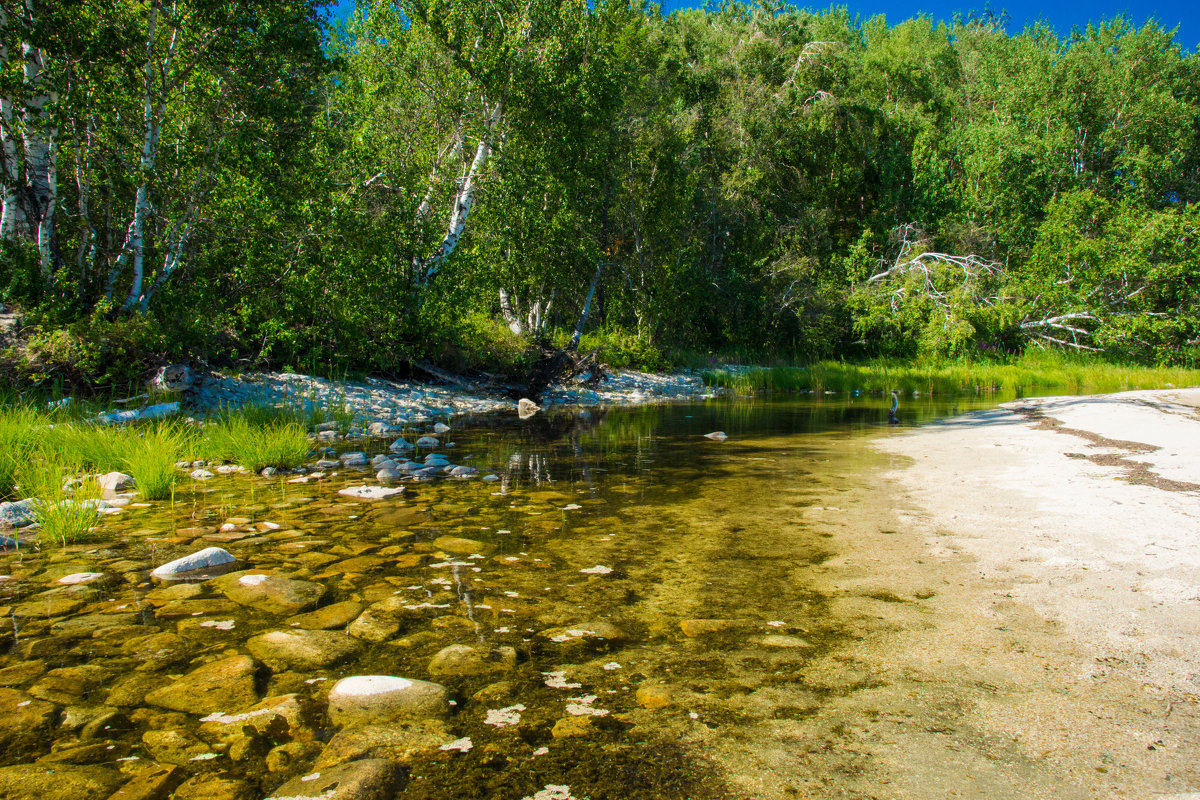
[846,388,1200,798]
[701,389,1200,799]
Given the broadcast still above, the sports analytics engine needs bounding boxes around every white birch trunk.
[0,8,26,241]
[416,100,503,287]
[123,5,176,311]
[36,127,54,275]
[499,288,523,334]
[569,263,604,352]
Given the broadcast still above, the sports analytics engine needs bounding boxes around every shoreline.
[853,388,1200,796]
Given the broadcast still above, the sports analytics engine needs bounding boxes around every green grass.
[17,457,105,547]
[0,404,40,499]
[702,353,1200,397]
[201,409,310,472]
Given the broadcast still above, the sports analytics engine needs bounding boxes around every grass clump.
[17,457,105,547]
[121,422,193,500]
[202,407,310,472]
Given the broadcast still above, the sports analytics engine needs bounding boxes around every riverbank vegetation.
[1,0,1198,391]
[703,353,1200,396]
[0,403,319,545]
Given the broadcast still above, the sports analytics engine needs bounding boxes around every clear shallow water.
[0,395,1007,799]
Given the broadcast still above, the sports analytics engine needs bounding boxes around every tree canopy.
[3,0,1199,383]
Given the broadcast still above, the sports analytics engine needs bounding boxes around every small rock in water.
[415,436,440,448]
[339,452,369,468]
[703,431,728,441]
[150,547,237,580]
[449,466,479,478]
[376,467,403,481]
[189,468,215,480]
[216,572,327,615]
[247,629,364,670]
[56,572,106,585]
[338,485,405,500]
[97,471,135,498]
[433,422,451,434]
[518,398,540,419]
[388,438,414,452]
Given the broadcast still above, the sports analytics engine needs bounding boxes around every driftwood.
[522,346,604,401]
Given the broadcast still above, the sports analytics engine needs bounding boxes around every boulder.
[326,676,449,726]
[142,655,259,714]
[214,572,326,615]
[387,438,414,452]
[415,436,439,447]
[247,629,364,670]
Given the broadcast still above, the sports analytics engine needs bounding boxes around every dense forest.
[2,0,1199,387]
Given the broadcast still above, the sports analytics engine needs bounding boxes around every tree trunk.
[569,262,604,352]
[0,7,26,241]
[415,100,503,287]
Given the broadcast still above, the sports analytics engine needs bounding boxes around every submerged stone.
[286,599,364,630]
[338,485,405,500]
[0,764,123,800]
[265,759,400,800]
[314,721,452,769]
[214,571,326,615]
[142,655,259,714]
[427,644,517,678]
[247,629,364,670]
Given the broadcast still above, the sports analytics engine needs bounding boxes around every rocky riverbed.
[189,367,722,425]
[0,397,836,800]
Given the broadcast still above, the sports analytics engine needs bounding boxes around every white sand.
[877,388,1200,696]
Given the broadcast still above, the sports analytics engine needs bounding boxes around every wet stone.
[285,599,364,630]
[142,654,259,714]
[265,758,401,800]
[346,596,414,643]
[105,673,161,707]
[635,683,674,709]
[247,629,364,670]
[265,740,324,775]
[106,763,184,800]
[680,619,741,637]
[214,571,327,615]
[13,594,85,618]
[29,664,111,704]
[140,729,211,765]
[199,693,314,743]
[0,659,46,686]
[171,774,254,800]
[315,720,453,768]
[0,763,123,800]
[431,535,494,555]
[0,688,58,750]
[149,547,236,580]
[427,644,517,679]
[153,598,239,619]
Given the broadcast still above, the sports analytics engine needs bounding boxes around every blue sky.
[330,0,1199,52]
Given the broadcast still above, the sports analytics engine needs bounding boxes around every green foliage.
[7,1,1200,377]
[0,404,40,499]
[579,329,669,371]
[16,457,105,548]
